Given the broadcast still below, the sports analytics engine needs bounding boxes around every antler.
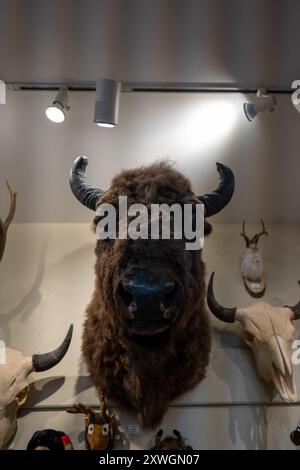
[98,388,115,422]
[173,429,185,445]
[98,388,107,420]
[240,221,250,247]
[0,180,17,262]
[66,403,95,421]
[253,219,268,244]
[154,429,163,449]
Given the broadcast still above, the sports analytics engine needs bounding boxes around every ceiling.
[1,0,300,88]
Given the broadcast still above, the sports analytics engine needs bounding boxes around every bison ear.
[91,215,102,234]
[90,221,97,234]
[204,221,212,237]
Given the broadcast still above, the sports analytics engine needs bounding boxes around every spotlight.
[94,79,121,128]
[243,89,276,121]
[45,87,70,123]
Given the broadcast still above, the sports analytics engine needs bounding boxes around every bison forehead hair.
[70,156,234,428]
[106,160,193,202]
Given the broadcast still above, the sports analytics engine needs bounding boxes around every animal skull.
[207,273,300,402]
[0,325,73,449]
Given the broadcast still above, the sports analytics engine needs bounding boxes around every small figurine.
[290,425,300,446]
[151,429,193,450]
[66,389,116,450]
[240,220,268,297]
[27,429,73,450]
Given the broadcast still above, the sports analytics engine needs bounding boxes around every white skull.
[207,273,300,402]
[0,325,73,449]
[236,304,296,401]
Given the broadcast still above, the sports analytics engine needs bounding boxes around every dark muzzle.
[118,269,179,333]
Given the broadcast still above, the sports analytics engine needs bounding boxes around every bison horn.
[207,272,236,323]
[32,324,73,372]
[69,156,104,211]
[198,163,235,218]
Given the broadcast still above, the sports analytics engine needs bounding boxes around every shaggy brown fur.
[82,161,212,429]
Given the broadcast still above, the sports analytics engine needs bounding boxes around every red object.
[61,434,73,450]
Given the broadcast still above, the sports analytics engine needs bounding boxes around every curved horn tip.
[207,272,236,323]
[74,155,88,168]
[69,156,103,211]
[197,162,235,218]
[216,161,235,180]
[32,324,74,372]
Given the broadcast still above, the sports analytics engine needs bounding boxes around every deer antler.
[253,219,268,244]
[66,403,95,421]
[98,388,115,422]
[98,388,107,420]
[240,221,251,247]
[0,180,17,262]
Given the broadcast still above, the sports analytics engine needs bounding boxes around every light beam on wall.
[176,100,239,154]
[94,79,121,128]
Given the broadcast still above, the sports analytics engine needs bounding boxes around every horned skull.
[207,273,300,402]
[0,325,73,449]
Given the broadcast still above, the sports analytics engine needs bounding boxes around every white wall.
[0,91,300,223]
[1,224,300,449]
[1,90,300,449]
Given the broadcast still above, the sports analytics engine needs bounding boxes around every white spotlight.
[94,79,121,128]
[45,87,70,123]
[243,89,276,121]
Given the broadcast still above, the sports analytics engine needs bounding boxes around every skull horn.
[287,281,300,320]
[69,156,104,211]
[198,163,235,218]
[207,272,236,323]
[32,324,73,372]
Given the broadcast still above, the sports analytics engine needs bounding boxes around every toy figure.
[151,429,193,450]
[27,429,73,450]
[66,389,116,450]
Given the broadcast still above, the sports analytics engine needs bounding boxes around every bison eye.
[244,332,256,344]
[88,424,94,435]
[102,424,109,436]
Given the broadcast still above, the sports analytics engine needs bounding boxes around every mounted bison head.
[207,272,300,402]
[70,156,234,428]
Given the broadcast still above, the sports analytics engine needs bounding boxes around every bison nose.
[118,271,178,322]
